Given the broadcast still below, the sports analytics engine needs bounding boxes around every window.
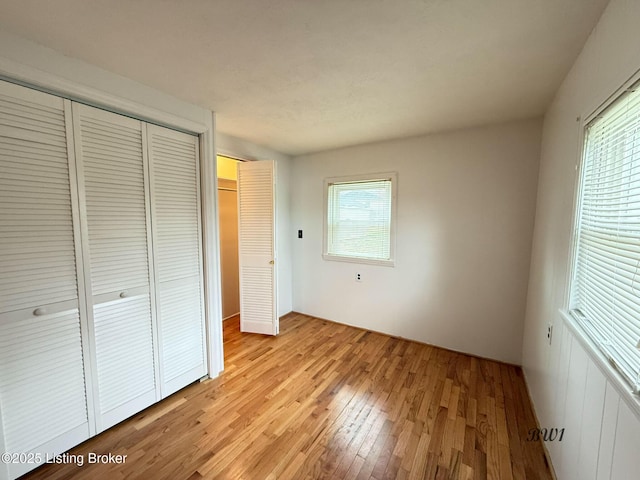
[570,81,640,392]
[323,173,397,266]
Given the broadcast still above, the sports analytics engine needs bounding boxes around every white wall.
[217,132,293,317]
[0,29,211,128]
[291,119,541,364]
[522,0,640,478]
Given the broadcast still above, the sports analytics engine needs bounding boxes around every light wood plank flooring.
[23,313,552,479]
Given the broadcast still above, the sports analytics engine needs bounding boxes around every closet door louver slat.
[0,81,90,480]
[148,125,206,397]
[73,104,159,432]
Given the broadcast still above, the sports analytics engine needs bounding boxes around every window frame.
[567,74,640,395]
[322,172,397,267]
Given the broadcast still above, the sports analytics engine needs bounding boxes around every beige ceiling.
[0,0,609,155]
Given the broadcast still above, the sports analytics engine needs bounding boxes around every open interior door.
[237,160,278,335]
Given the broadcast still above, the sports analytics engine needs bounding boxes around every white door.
[237,160,278,335]
[72,104,159,432]
[0,81,91,480]
[147,124,207,398]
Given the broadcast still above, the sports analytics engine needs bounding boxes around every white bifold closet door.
[237,160,278,335]
[72,104,160,432]
[0,82,207,480]
[0,81,91,480]
[147,125,206,397]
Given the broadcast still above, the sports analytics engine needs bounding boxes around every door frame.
[216,155,243,322]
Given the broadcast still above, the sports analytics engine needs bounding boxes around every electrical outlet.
[356,273,362,282]
[547,323,553,345]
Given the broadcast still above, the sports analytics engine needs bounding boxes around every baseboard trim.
[288,311,521,368]
[224,312,293,323]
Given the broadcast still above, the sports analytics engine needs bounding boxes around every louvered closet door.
[0,81,90,480]
[147,125,206,398]
[237,160,278,335]
[73,104,159,432]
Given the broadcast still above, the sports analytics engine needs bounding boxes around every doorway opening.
[217,155,278,341]
[217,155,242,338]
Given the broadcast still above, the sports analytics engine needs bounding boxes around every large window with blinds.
[323,173,397,265]
[570,81,640,393]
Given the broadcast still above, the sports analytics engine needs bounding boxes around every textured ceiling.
[0,0,609,155]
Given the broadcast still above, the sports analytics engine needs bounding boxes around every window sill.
[322,253,395,267]
[559,309,640,421]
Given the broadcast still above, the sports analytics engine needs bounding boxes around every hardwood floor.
[23,313,552,480]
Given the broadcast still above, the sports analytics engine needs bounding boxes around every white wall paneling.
[576,361,606,480]
[596,382,619,480]
[527,313,640,479]
[0,76,213,479]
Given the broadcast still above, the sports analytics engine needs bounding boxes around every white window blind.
[324,174,396,264]
[571,82,640,393]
